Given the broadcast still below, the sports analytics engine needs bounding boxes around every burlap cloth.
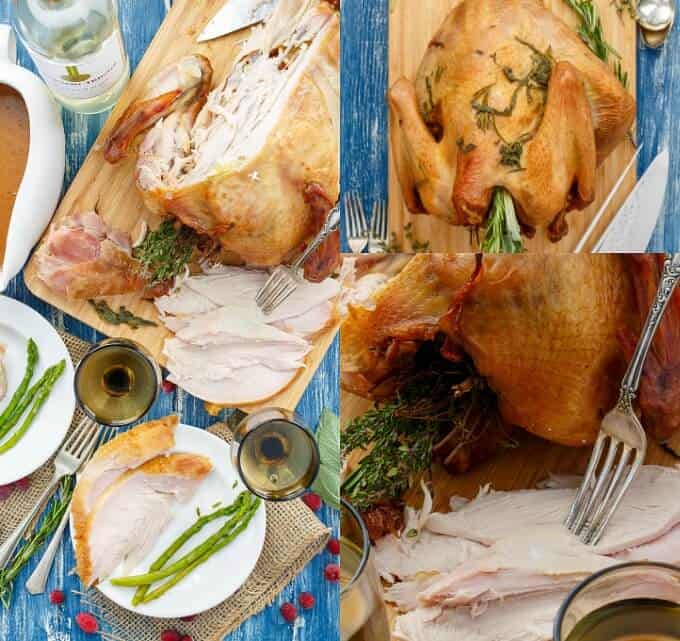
[0,332,331,641]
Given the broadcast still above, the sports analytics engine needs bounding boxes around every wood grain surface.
[0,2,340,640]
[21,0,339,413]
[386,0,638,253]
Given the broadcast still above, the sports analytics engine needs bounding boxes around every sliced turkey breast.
[374,528,485,585]
[426,466,680,554]
[71,416,178,552]
[393,593,564,641]
[155,266,339,404]
[75,452,212,586]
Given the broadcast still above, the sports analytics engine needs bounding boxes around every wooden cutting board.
[23,0,339,413]
[342,391,678,641]
[387,0,638,253]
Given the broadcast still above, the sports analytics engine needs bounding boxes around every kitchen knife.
[594,148,670,252]
[197,0,275,42]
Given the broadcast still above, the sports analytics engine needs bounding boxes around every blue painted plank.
[0,1,339,639]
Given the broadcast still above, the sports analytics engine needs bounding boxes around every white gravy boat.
[0,24,65,292]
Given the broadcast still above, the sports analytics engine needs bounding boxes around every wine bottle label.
[27,31,127,101]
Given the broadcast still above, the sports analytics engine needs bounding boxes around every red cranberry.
[75,612,99,634]
[302,492,322,511]
[324,563,340,582]
[326,537,340,555]
[48,590,65,605]
[298,592,315,610]
[280,602,297,623]
[160,631,181,641]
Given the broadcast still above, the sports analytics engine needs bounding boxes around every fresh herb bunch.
[564,0,629,88]
[133,220,202,285]
[89,299,157,330]
[0,477,74,608]
[342,353,503,511]
[482,188,524,254]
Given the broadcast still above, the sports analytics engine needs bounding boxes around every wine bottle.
[11,0,130,114]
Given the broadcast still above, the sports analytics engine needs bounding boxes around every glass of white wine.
[555,562,680,641]
[341,500,390,641]
[74,338,161,427]
[230,408,320,501]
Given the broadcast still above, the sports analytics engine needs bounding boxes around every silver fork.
[25,423,116,595]
[565,253,680,545]
[255,206,340,314]
[344,192,369,254]
[369,199,388,253]
[0,416,100,568]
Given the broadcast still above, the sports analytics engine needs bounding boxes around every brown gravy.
[0,84,30,264]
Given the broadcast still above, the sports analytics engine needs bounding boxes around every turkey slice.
[426,466,680,554]
[74,452,212,587]
[71,416,178,545]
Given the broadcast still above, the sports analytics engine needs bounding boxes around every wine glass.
[229,408,320,501]
[74,337,161,428]
[554,562,680,641]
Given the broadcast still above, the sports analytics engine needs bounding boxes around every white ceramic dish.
[91,424,267,619]
[0,25,65,292]
[0,295,75,485]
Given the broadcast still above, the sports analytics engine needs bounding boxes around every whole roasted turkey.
[389,0,635,241]
[342,254,680,447]
[105,0,340,280]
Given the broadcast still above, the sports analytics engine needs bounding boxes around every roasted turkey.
[341,254,680,447]
[104,0,340,280]
[389,0,635,241]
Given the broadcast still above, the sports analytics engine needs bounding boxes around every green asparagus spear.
[113,494,255,588]
[138,499,261,604]
[0,339,38,429]
[0,361,66,454]
[131,493,249,605]
[0,363,60,442]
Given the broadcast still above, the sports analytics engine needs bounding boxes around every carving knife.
[593,148,670,253]
[197,0,276,42]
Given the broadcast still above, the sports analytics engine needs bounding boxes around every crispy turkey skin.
[341,254,680,447]
[389,0,635,240]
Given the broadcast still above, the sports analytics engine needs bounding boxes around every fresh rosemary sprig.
[564,0,630,88]
[133,220,201,285]
[0,477,75,608]
[482,188,524,254]
[89,300,157,330]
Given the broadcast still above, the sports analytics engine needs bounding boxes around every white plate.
[94,424,267,619]
[0,296,75,485]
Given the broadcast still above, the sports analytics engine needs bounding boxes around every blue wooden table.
[0,1,339,640]
[341,0,680,252]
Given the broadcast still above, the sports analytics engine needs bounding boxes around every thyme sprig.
[0,477,75,608]
[342,353,507,511]
[482,188,524,254]
[133,220,202,285]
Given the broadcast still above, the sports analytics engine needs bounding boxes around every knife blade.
[594,148,669,252]
[197,0,275,42]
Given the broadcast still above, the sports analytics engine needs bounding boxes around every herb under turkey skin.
[341,352,512,511]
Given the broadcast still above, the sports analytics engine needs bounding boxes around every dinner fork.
[344,192,369,254]
[256,206,340,314]
[25,422,116,595]
[369,200,388,253]
[0,416,100,568]
[565,253,680,545]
